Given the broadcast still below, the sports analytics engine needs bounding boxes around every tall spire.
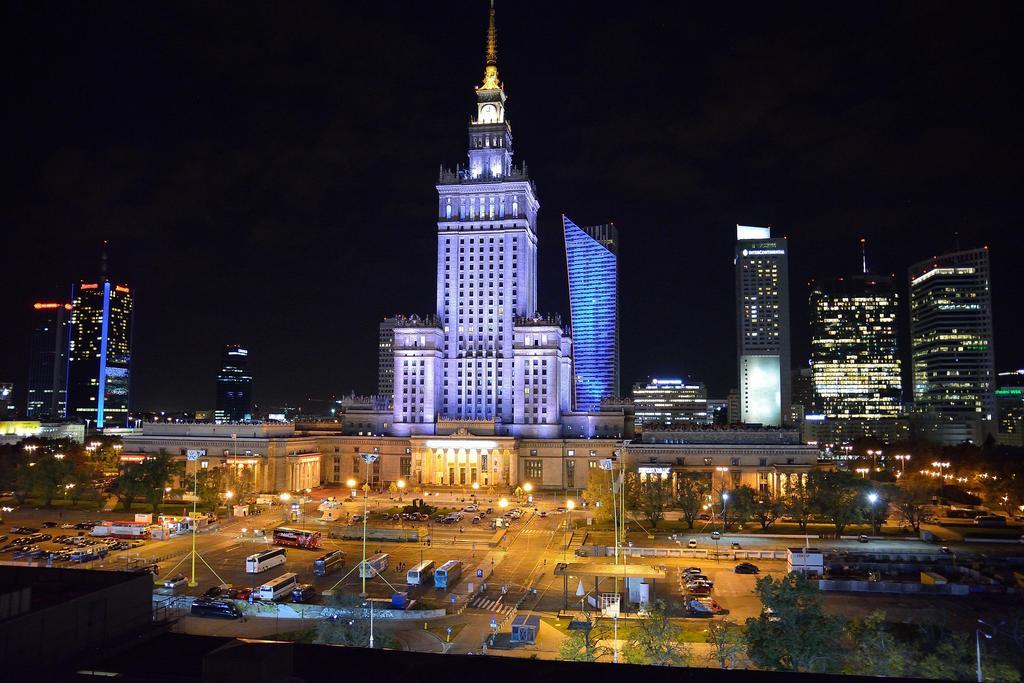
[481,0,500,90]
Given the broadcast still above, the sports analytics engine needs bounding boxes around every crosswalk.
[469,596,515,614]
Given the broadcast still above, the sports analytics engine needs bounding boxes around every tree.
[622,601,690,666]
[195,467,224,510]
[13,462,35,506]
[752,489,784,530]
[706,619,746,669]
[110,465,145,512]
[721,485,756,530]
[844,610,910,677]
[627,471,669,529]
[137,451,184,513]
[675,472,709,529]
[583,467,615,524]
[809,470,865,537]
[891,475,932,534]
[783,478,814,532]
[744,573,845,673]
[558,612,609,662]
[32,452,71,507]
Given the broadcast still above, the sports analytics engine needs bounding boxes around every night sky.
[5,2,1023,413]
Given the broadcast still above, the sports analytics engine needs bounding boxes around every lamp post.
[719,492,729,558]
[867,491,879,535]
[976,620,993,683]
[359,452,379,597]
[856,467,870,479]
[397,479,405,502]
[563,499,575,562]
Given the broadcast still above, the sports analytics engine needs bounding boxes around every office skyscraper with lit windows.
[215,345,253,423]
[67,271,133,429]
[563,216,619,411]
[809,274,902,419]
[909,247,995,444]
[735,225,791,426]
[26,301,72,420]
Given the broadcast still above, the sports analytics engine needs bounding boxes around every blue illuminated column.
[563,216,619,412]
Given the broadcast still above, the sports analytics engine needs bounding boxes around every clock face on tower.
[480,104,497,123]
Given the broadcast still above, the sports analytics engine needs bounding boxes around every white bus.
[246,548,287,574]
[257,572,298,601]
[434,560,462,590]
[407,560,435,586]
[358,552,389,578]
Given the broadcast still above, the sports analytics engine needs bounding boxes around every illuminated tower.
[735,226,791,426]
[67,246,133,429]
[26,301,73,420]
[809,275,902,419]
[564,216,619,411]
[909,247,995,444]
[215,345,253,423]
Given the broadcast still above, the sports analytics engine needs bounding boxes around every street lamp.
[523,482,533,493]
[563,499,576,562]
[359,451,380,597]
[397,479,405,501]
[867,492,880,535]
[856,467,870,478]
[498,497,508,510]
[976,620,993,683]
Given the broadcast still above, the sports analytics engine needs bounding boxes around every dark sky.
[5,1,1023,413]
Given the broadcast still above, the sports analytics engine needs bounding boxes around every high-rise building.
[632,378,709,431]
[809,274,902,419]
[995,369,1023,447]
[392,4,573,437]
[563,216,619,411]
[0,383,13,419]
[378,317,401,397]
[908,247,995,445]
[215,345,253,423]
[66,259,133,429]
[26,302,72,420]
[735,225,791,426]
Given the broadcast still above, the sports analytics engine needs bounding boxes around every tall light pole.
[359,452,379,597]
[976,620,993,683]
[563,499,575,562]
[867,491,879,535]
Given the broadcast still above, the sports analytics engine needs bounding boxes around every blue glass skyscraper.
[563,215,619,412]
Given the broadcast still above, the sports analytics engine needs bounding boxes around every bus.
[407,560,435,586]
[257,572,299,601]
[246,548,287,573]
[273,527,323,550]
[358,552,389,578]
[313,550,346,577]
[434,560,462,590]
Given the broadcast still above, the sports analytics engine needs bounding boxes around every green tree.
[583,467,615,524]
[891,475,933,534]
[809,470,865,537]
[744,573,845,673]
[111,465,146,512]
[138,450,184,513]
[558,612,609,662]
[13,462,36,506]
[622,601,690,666]
[32,453,70,507]
[66,452,99,506]
[705,619,746,669]
[783,478,814,532]
[627,471,669,529]
[752,488,784,530]
[844,610,910,677]
[195,467,224,510]
[722,485,756,530]
[675,472,709,529]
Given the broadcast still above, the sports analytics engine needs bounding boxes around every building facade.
[214,345,253,423]
[563,216,619,412]
[66,279,133,429]
[908,247,995,445]
[26,302,72,420]
[995,369,1024,447]
[735,225,791,426]
[632,378,710,431]
[809,274,902,419]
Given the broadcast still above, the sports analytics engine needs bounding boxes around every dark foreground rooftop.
[77,632,927,683]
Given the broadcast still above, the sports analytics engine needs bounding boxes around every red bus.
[272,527,322,549]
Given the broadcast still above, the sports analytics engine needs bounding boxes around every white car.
[163,575,188,589]
[688,539,698,548]
[463,505,478,512]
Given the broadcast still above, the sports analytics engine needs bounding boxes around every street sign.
[490,617,497,629]
[450,594,456,604]
[360,452,379,465]
[476,568,483,578]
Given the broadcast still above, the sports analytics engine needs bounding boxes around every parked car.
[735,562,760,574]
[463,505,478,512]
[485,508,494,514]
[42,521,59,528]
[203,586,224,599]
[687,539,698,548]
[730,541,741,549]
[683,566,702,575]
[60,523,75,529]
[471,516,481,524]
[710,531,721,540]
[539,511,548,518]
[858,535,869,543]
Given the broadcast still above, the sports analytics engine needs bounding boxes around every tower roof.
[481,1,500,90]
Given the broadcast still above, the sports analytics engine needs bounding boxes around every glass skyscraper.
[26,301,72,420]
[67,279,133,429]
[809,274,902,419]
[563,215,619,411]
[909,247,995,444]
[215,345,253,423]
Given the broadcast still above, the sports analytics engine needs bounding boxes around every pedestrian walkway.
[468,595,515,615]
